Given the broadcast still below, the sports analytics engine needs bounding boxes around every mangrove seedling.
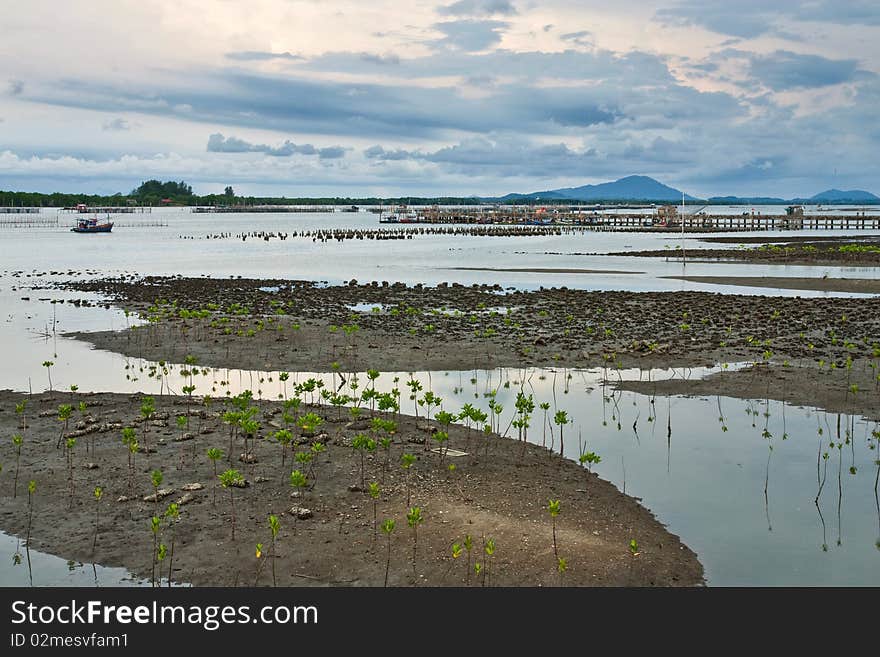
[274,429,292,468]
[12,433,22,498]
[56,404,73,449]
[407,506,423,577]
[65,437,77,507]
[207,448,224,506]
[268,514,280,587]
[92,486,103,556]
[381,518,395,587]
[150,515,162,587]
[483,537,496,587]
[368,481,380,543]
[548,499,561,560]
[25,479,36,547]
[150,469,163,516]
[219,468,244,540]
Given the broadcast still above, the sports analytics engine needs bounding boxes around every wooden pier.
[193,205,334,213]
[60,206,152,214]
[0,207,41,214]
[385,206,880,232]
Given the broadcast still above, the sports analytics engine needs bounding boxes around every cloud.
[8,79,24,95]
[746,50,860,90]
[432,20,509,51]
[364,145,415,160]
[560,30,593,48]
[655,1,880,38]
[358,52,400,65]
[225,51,303,62]
[437,0,518,17]
[318,146,347,159]
[102,118,132,131]
[206,133,338,157]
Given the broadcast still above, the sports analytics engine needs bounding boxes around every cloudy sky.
[1,0,878,197]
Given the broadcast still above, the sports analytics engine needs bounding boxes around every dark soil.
[52,277,880,378]
[0,390,702,587]
[603,238,880,266]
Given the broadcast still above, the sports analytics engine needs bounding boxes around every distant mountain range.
[486,176,880,204]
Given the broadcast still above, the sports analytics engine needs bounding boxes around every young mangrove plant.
[164,502,180,587]
[267,514,280,587]
[65,437,76,508]
[368,481,380,545]
[92,486,103,556]
[548,499,561,562]
[150,515,162,587]
[150,469,163,517]
[12,433,23,498]
[56,403,73,449]
[483,537,496,587]
[219,468,245,540]
[25,479,36,548]
[207,448,224,506]
[407,506,423,577]
[381,518,395,587]
[140,396,155,454]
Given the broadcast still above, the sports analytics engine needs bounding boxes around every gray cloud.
[206,133,339,157]
[560,31,593,48]
[102,118,131,131]
[656,1,880,38]
[433,20,509,51]
[746,50,861,90]
[226,51,303,62]
[437,0,518,17]
[318,146,347,159]
[359,52,400,65]
[8,79,24,95]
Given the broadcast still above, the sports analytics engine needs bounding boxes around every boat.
[71,215,113,233]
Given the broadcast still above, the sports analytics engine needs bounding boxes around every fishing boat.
[71,215,113,233]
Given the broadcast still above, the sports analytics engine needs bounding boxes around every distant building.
[657,205,678,222]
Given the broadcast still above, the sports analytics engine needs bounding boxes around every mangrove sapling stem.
[12,434,22,498]
[381,519,395,587]
[92,486,103,557]
[165,503,180,588]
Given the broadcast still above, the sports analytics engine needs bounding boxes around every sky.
[1,0,878,198]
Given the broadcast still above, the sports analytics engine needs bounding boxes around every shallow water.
[2,208,879,294]
[0,296,877,586]
[1,211,878,586]
[0,530,177,587]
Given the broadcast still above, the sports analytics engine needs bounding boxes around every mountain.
[490,177,879,204]
[803,189,880,203]
[492,175,700,202]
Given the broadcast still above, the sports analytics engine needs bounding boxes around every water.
[1,207,879,294]
[0,531,169,587]
[1,209,879,586]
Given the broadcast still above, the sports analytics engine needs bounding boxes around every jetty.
[379,205,880,232]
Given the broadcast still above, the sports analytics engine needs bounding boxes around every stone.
[173,432,195,442]
[175,493,195,507]
[289,506,313,520]
[143,488,175,502]
[181,483,203,491]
